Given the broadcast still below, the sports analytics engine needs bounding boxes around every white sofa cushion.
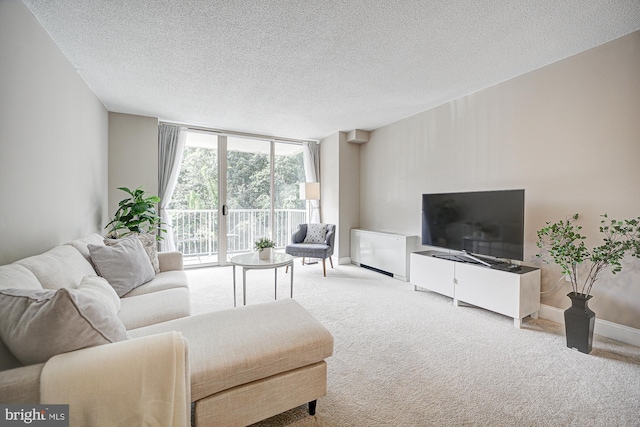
[16,245,96,290]
[89,238,155,297]
[74,275,121,315]
[0,288,128,365]
[0,264,42,292]
[119,288,191,330]
[123,270,189,297]
[64,233,106,264]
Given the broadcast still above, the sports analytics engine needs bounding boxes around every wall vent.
[346,129,370,144]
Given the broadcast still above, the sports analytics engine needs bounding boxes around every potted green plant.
[536,213,640,353]
[105,186,166,241]
[254,237,276,260]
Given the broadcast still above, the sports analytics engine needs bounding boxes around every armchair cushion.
[285,243,332,259]
[0,288,127,365]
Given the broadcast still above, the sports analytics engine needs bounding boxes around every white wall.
[339,133,360,262]
[320,133,340,253]
[359,31,640,329]
[107,113,159,221]
[0,0,108,265]
[320,132,360,262]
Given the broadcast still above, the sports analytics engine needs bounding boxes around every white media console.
[410,251,541,328]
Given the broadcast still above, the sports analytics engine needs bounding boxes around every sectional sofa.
[0,233,334,426]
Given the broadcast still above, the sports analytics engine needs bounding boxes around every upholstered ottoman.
[128,299,334,427]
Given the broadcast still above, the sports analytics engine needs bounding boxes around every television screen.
[422,189,525,261]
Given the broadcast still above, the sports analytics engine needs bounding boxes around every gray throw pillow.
[303,223,328,244]
[104,233,160,273]
[0,288,127,365]
[89,237,155,297]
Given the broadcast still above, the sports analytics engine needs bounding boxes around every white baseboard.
[338,256,351,265]
[538,304,565,324]
[539,304,640,348]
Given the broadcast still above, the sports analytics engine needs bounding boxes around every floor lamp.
[299,182,320,224]
[299,182,321,264]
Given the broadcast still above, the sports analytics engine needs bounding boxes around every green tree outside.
[169,146,306,211]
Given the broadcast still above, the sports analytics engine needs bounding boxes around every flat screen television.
[422,189,525,261]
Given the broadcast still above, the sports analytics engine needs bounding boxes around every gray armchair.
[285,224,336,276]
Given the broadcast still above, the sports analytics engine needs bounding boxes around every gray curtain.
[158,124,187,251]
[302,141,321,223]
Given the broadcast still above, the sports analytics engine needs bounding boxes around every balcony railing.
[167,208,307,261]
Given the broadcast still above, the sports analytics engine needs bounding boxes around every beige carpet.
[186,261,640,427]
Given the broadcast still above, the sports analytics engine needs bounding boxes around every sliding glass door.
[225,137,271,260]
[168,130,306,267]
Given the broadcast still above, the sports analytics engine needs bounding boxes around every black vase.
[564,292,595,354]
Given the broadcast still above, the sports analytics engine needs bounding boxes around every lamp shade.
[299,182,320,200]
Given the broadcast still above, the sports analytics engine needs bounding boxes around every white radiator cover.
[350,229,419,281]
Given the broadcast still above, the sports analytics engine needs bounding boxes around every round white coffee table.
[230,252,294,306]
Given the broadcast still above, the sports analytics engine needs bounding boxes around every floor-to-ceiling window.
[273,142,307,247]
[225,136,272,260]
[167,131,220,264]
[167,129,307,266]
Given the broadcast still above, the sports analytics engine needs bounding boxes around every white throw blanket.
[41,332,188,427]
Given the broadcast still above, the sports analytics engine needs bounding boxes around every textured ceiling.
[21,0,640,140]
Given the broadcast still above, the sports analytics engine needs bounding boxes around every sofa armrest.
[158,251,184,272]
[0,363,44,403]
[40,332,189,427]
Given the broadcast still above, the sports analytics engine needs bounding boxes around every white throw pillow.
[75,275,121,314]
[303,223,328,244]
